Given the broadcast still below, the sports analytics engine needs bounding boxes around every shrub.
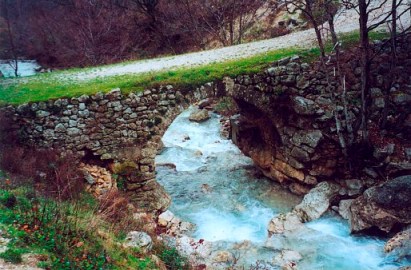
[0,192,17,208]
[0,248,23,263]
[158,246,189,270]
[0,146,84,201]
[15,199,109,269]
[0,187,108,268]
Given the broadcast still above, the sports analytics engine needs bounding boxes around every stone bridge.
[4,45,411,212]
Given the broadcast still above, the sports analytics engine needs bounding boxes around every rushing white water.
[0,60,41,77]
[156,107,410,269]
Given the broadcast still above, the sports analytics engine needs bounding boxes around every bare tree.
[0,0,18,77]
[282,0,354,157]
[200,0,267,46]
[341,0,410,141]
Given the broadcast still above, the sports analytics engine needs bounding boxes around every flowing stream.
[156,107,409,269]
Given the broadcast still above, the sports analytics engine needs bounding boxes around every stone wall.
[227,56,344,194]
[3,34,410,213]
[227,35,411,194]
[2,83,219,212]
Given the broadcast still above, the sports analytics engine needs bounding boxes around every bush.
[0,187,109,269]
[0,112,84,201]
[158,247,189,270]
[0,192,17,208]
[98,190,141,235]
[0,248,23,264]
[0,146,84,201]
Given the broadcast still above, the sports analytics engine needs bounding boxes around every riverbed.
[156,107,409,269]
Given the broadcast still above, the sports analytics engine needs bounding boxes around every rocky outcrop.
[350,175,411,233]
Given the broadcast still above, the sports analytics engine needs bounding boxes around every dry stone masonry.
[3,84,219,212]
[3,35,411,235]
[229,56,344,193]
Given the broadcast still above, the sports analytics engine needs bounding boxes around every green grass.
[0,30,389,105]
[0,48,301,105]
[0,187,159,269]
[0,248,24,263]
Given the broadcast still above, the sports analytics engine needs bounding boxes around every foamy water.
[156,107,410,269]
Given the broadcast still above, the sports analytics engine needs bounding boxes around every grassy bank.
[0,30,388,105]
[0,176,190,269]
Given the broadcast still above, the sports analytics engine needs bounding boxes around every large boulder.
[268,182,340,235]
[189,109,210,123]
[350,175,411,233]
[293,182,340,222]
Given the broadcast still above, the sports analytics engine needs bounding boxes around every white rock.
[293,182,340,222]
[176,235,213,259]
[189,109,210,123]
[124,231,153,252]
[273,250,302,266]
[338,199,354,220]
[0,236,10,253]
[268,212,303,235]
[213,250,234,263]
[158,210,175,227]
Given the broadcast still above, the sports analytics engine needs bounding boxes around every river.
[156,107,409,269]
[0,60,40,78]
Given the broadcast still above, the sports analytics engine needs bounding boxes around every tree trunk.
[381,0,398,129]
[3,0,19,77]
[238,14,243,44]
[359,0,370,142]
[229,20,234,45]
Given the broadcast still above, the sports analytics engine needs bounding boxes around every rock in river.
[189,109,210,123]
[350,175,411,233]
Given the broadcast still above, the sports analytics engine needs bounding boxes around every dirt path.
[2,1,410,84]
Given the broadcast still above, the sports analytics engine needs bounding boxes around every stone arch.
[5,83,220,212]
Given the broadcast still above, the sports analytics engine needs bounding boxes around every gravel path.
[3,1,410,84]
